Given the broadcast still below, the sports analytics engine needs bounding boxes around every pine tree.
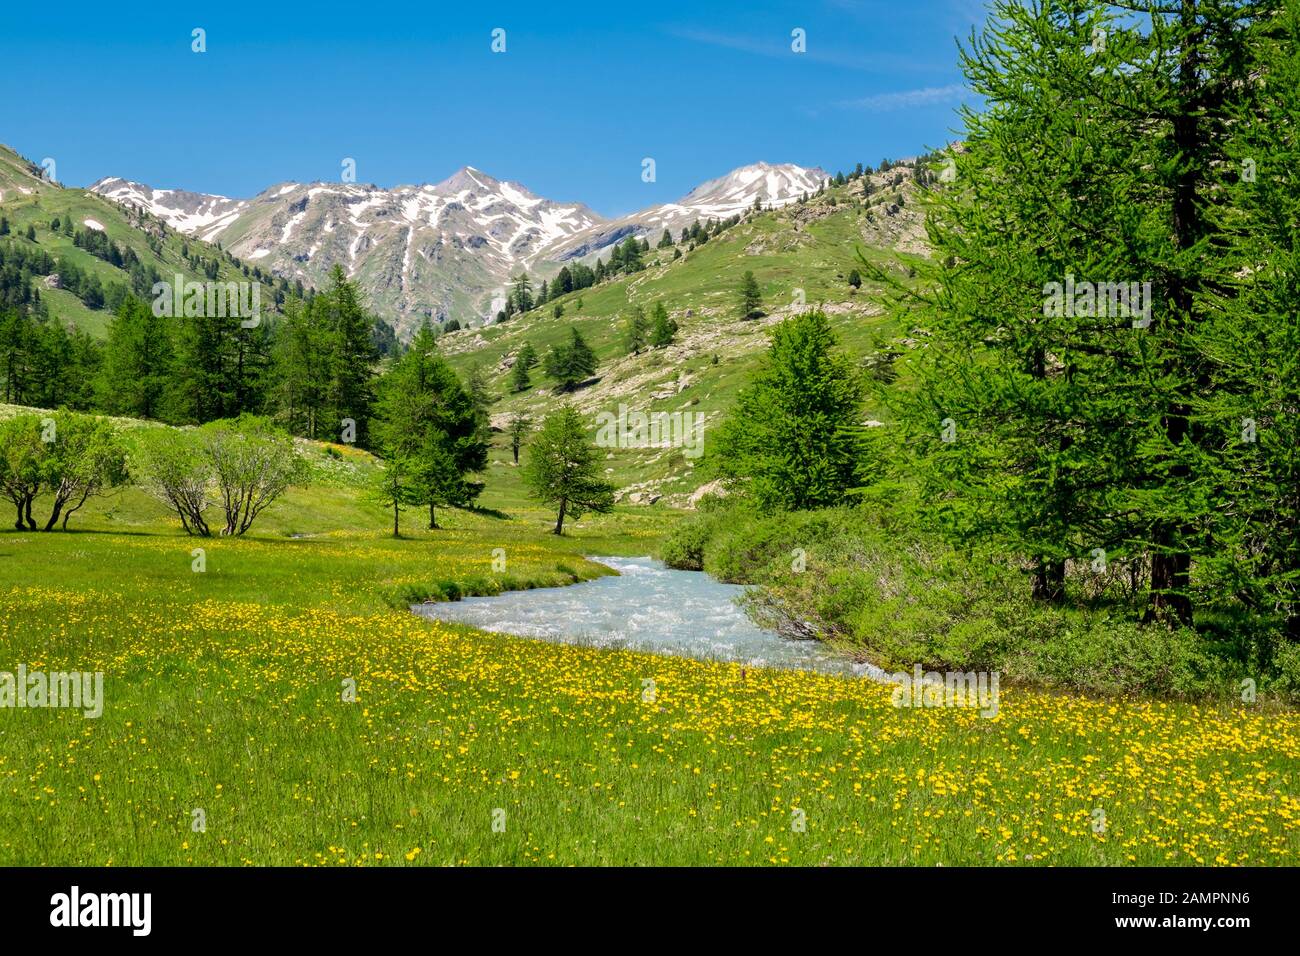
[553,266,574,296]
[373,323,488,530]
[1185,3,1300,640]
[869,0,1274,622]
[271,297,331,438]
[712,311,864,510]
[97,296,176,420]
[649,302,677,348]
[371,452,413,537]
[543,327,598,391]
[321,265,379,446]
[522,406,615,534]
[512,273,534,313]
[509,355,531,392]
[507,412,531,465]
[738,271,763,319]
[623,306,648,355]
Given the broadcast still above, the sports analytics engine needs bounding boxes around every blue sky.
[1,0,983,217]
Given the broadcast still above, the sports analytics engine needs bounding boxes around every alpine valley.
[89,160,833,339]
[0,141,933,502]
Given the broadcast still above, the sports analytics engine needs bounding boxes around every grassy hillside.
[439,165,928,503]
[0,145,290,337]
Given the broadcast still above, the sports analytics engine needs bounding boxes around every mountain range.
[90,162,828,339]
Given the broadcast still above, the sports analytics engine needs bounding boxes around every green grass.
[1,160,1294,866]
[0,438,1295,866]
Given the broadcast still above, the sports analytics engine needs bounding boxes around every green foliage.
[31,411,128,531]
[542,327,598,391]
[511,272,533,314]
[132,415,304,537]
[199,415,306,536]
[0,414,46,529]
[675,502,1252,699]
[370,452,412,538]
[659,507,722,571]
[509,355,531,392]
[131,426,216,536]
[648,302,677,348]
[373,323,488,531]
[521,405,615,534]
[710,310,864,510]
[97,295,175,420]
[507,412,532,465]
[623,306,648,355]
[737,270,763,319]
[864,0,1298,646]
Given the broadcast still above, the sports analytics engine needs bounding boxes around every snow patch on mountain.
[89,160,826,339]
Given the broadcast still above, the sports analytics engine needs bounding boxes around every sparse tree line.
[370,320,614,537]
[505,327,597,394]
[492,215,746,327]
[505,297,684,397]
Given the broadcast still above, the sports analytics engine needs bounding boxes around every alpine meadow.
[0,0,1296,931]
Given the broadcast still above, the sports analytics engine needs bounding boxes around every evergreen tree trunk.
[553,498,567,536]
[1147,0,1204,628]
[1032,559,1066,604]
[392,501,400,538]
[428,501,437,530]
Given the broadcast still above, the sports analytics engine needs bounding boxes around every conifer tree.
[509,354,531,392]
[870,0,1276,621]
[711,311,864,510]
[649,302,677,348]
[507,412,531,465]
[97,296,176,421]
[624,306,648,355]
[522,405,615,534]
[543,327,598,391]
[373,323,487,530]
[738,271,763,319]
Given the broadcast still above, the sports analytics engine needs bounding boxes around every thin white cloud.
[837,83,969,112]
[665,26,945,74]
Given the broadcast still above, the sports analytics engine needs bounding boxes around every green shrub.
[660,510,723,571]
[668,501,1284,701]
